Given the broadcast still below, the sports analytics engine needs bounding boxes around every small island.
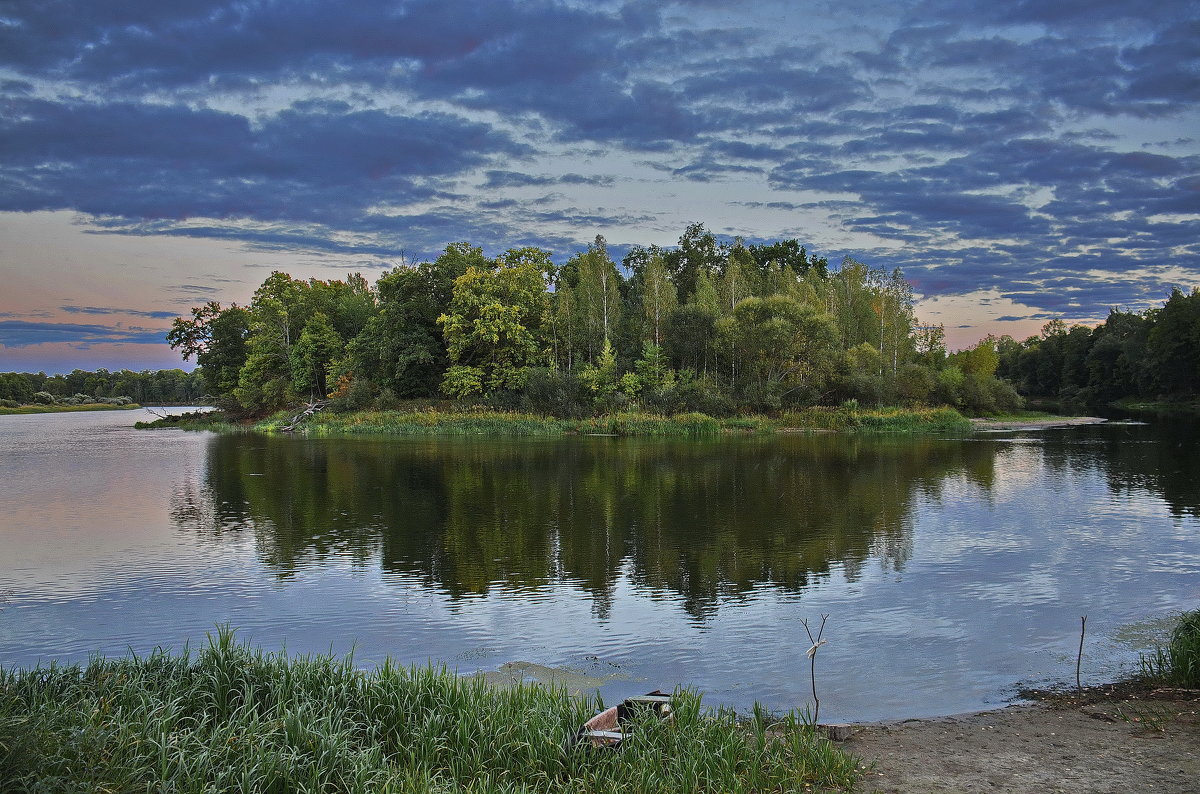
[147,227,1197,437]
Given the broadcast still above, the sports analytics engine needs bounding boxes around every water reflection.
[175,434,1006,619]
[6,411,1197,720]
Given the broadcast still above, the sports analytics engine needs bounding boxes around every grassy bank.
[778,405,971,433]
[0,402,141,416]
[135,409,268,432]
[0,629,860,793]
[271,408,573,436]
[142,404,968,437]
[269,409,781,437]
[272,407,963,437]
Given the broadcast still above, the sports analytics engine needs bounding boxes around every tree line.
[0,368,204,407]
[993,287,1200,405]
[169,223,1022,418]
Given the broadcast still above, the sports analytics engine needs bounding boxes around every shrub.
[895,363,937,404]
[0,399,18,408]
[31,391,55,405]
[520,367,592,418]
[989,378,1023,413]
[374,387,401,411]
[649,375,733,417]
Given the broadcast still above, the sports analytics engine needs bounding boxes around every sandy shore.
[969,416,1109,431]
[843,684,1199,793]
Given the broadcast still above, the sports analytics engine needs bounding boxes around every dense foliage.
[0,368,204,407]
[169,224,1021,418]
[0,627,861,793]
[994,288,1200,405]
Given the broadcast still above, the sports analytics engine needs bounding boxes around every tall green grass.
[261,409,775,438]
[1141,609,1200,688]
[0,627,861,793]
[573,411,726,436]
[284,408,573,436]
[779,405,970,433]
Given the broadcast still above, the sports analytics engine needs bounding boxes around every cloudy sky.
[1,0,1197,373]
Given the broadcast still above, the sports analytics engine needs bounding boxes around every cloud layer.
[1,0,1197,356]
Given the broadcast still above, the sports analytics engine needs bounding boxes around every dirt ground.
[843,684,1200,793]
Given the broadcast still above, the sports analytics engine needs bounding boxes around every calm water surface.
[1,408,1197,722]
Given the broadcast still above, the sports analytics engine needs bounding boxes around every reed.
[277,408,571,436]
[0,627,861,793]
[572,412,723,436]
[1140,609,1200,688]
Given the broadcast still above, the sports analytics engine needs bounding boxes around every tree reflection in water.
[173,433,1007,620]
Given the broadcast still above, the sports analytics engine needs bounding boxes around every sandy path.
[844,688,1199,793]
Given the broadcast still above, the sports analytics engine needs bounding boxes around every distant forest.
[994,287,1200,405]
[0,368,204,407]
[166,223,1024,418]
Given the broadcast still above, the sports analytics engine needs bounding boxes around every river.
[0,408,1196,722]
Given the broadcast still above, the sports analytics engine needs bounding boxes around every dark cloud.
[60,306,179,319]
[0,320,168,348]
[482,170,615,189]
[0,0,1196,327]
[0,97,525,222]
[734,201,807,211]
[170,285,221,295]
[671,159,764,182]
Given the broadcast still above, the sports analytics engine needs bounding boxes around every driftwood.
[280,400,327,432]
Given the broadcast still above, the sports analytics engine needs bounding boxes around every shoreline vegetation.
[137,404,1122,437]
[2,612,1194,792]
[136,403,981,436]
[0,627,860,793]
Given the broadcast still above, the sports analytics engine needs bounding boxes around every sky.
[1,0,1197,373]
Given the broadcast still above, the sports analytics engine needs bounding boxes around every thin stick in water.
[801,614,829,724]
[1076,615,1087,690]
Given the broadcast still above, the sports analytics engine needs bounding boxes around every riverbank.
[0,629,860,793]
[847,681,1199,793]
[139,404,977,436]
[0,402,141,415]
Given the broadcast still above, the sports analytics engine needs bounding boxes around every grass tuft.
[0,627,861,793]
[1141,609,1200,688]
